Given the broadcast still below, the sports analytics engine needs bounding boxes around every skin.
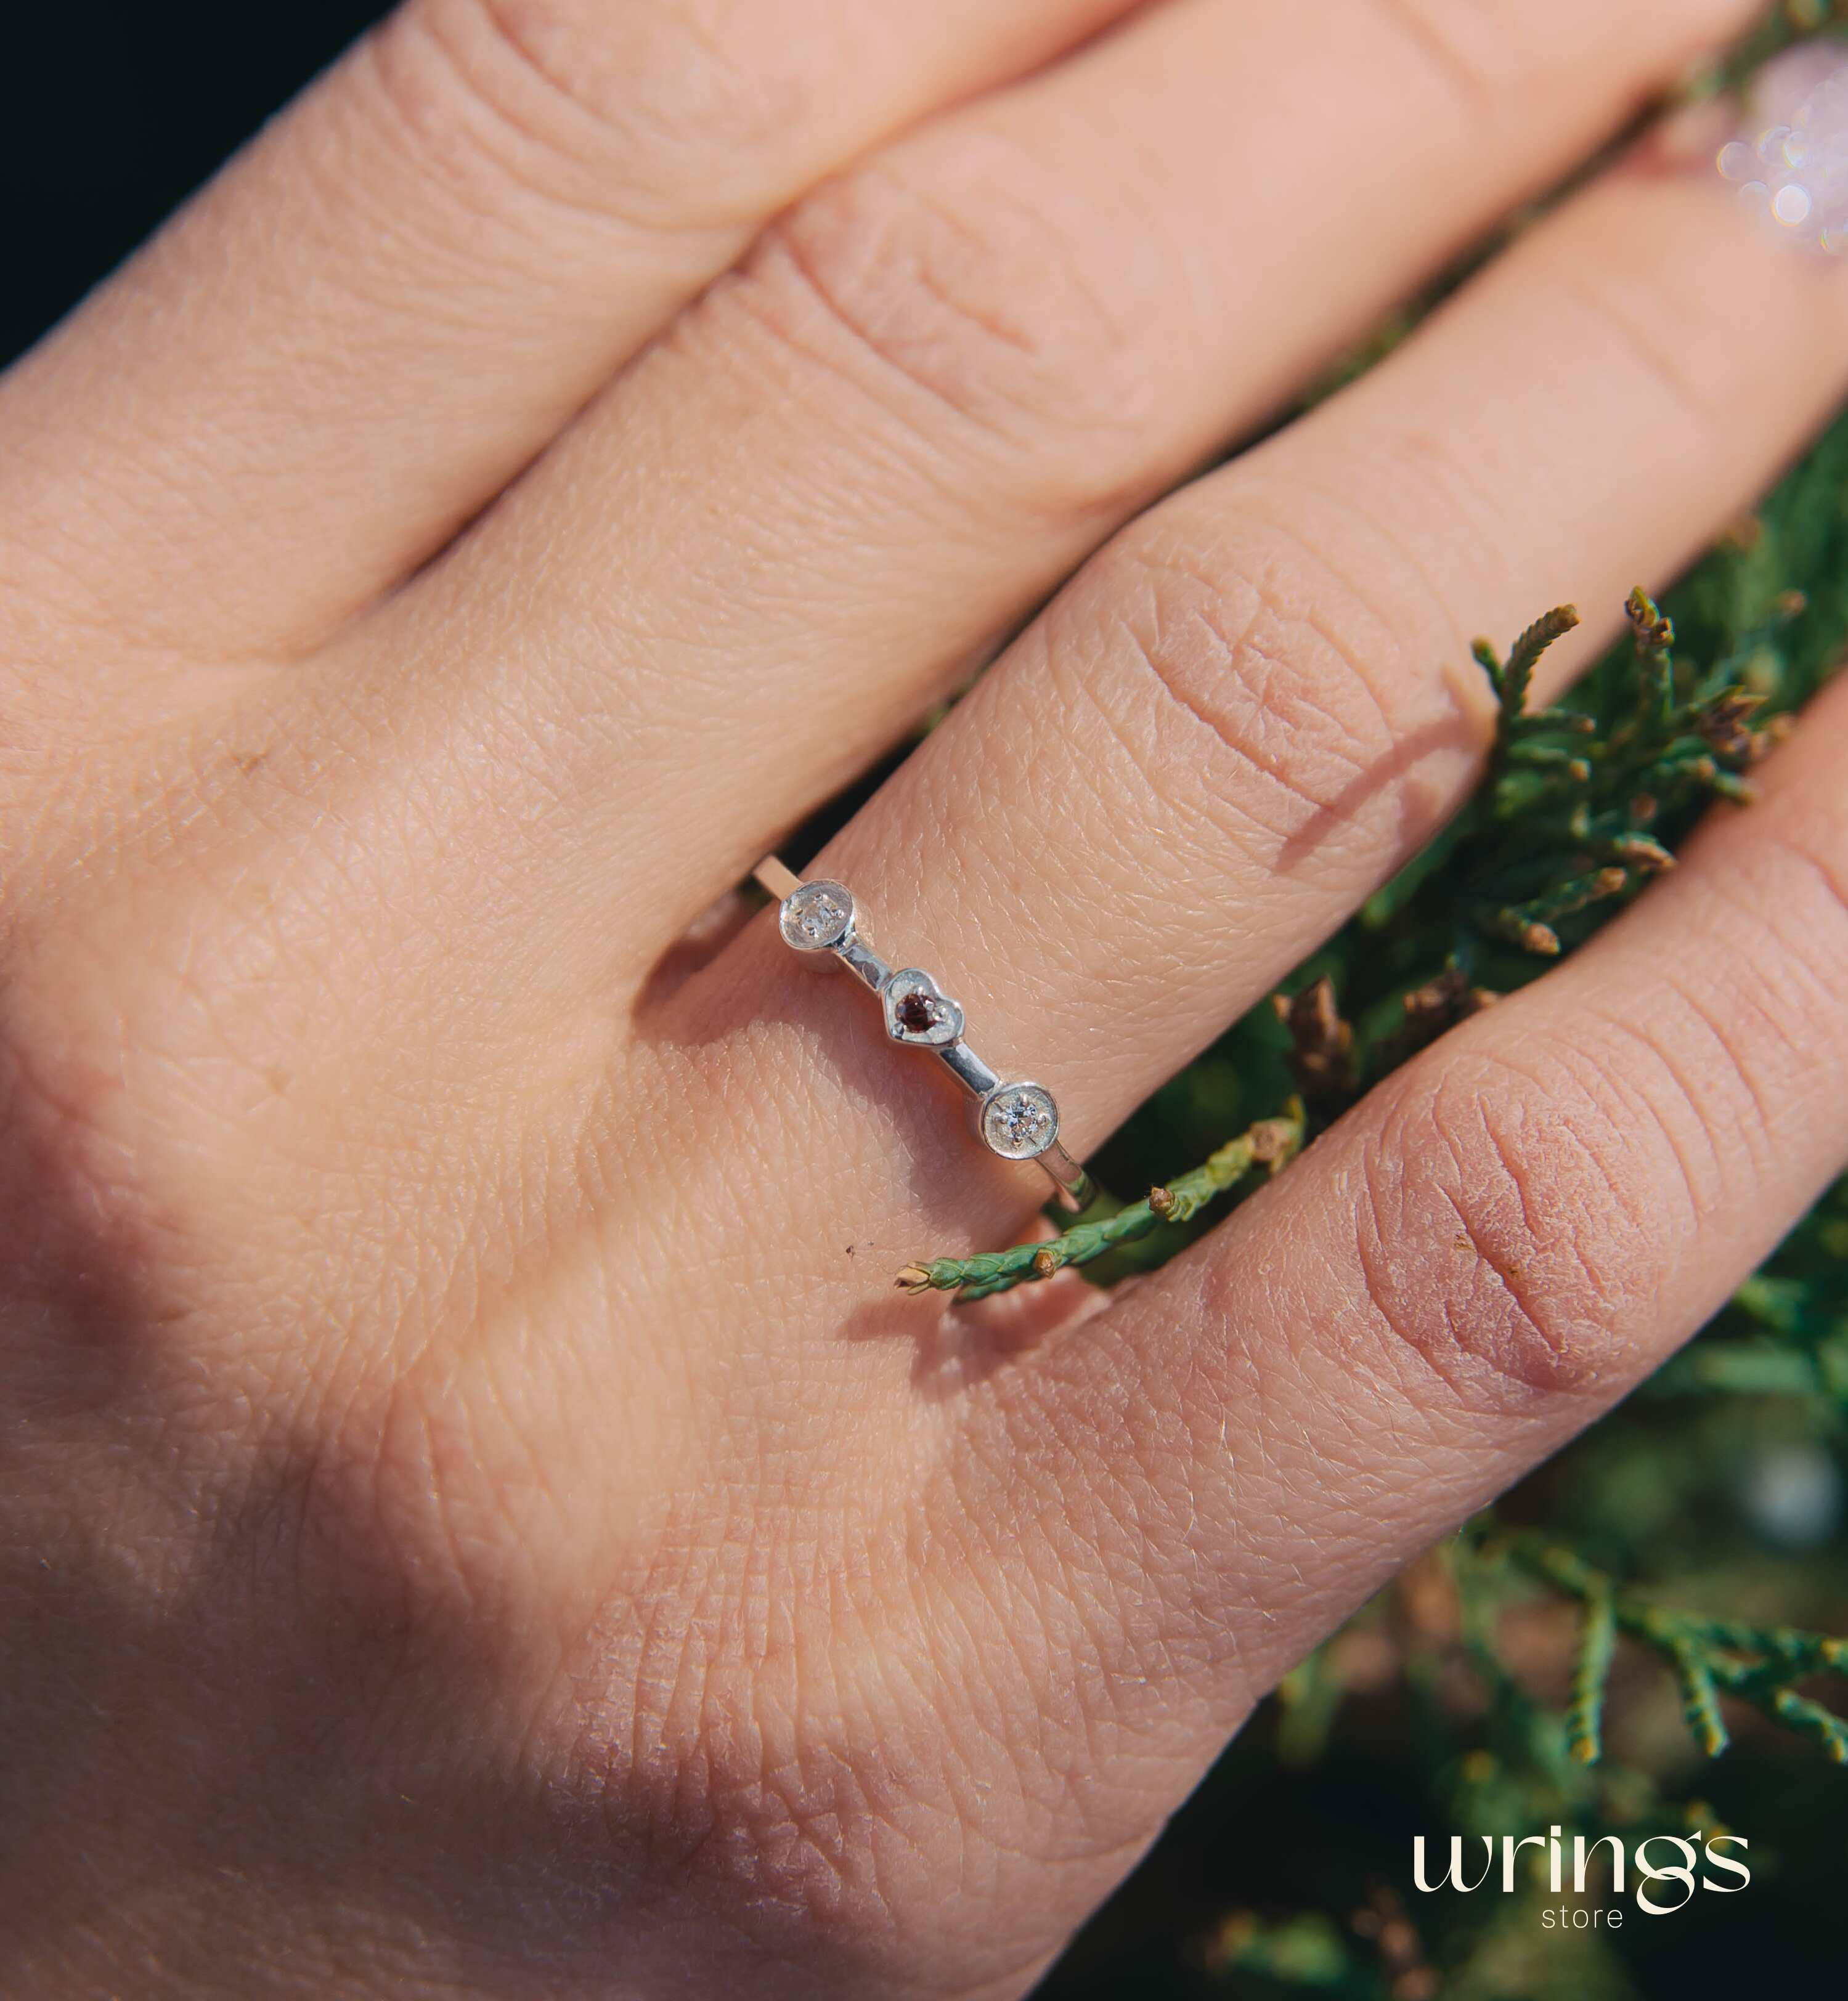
[4,0,1848,1993]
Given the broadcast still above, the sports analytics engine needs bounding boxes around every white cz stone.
[781,880,854,951]
[981,1082,1059,1160]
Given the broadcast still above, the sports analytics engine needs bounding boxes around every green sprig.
[895,1105,1305,1301]
[1567,1586,1616,1766]
[1457,590,1772,962]
[1488,1530,1848,1765]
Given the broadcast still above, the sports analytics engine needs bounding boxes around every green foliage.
[1046,128,1848,2001]
[897,1104,1304,1301]
[1483,1530,1848,1766]
[1649,1179,1848,1423]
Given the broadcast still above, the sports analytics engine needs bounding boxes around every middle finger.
[699,106,1848,1249]
[330,0,1752,989]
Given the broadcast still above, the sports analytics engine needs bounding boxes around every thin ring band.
[754,858,1094,1212]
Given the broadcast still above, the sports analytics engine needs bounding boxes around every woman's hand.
[5,1,1847,1993]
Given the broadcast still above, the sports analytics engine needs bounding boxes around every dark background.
[2,7,386,367]
[6,10,1839,1997]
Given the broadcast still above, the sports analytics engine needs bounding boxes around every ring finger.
[698,104,1848,1259]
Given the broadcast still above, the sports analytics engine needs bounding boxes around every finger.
[0,0,1134,674]
[338,0,1754,975]
[743,109,1848,1199]
[966,667,1848,1745]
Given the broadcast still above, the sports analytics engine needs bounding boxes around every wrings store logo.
[1414,1827,1749,1923]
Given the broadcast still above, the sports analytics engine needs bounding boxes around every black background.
[2,7,389,367]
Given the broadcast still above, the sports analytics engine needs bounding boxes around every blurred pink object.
[1718,40,1848,251]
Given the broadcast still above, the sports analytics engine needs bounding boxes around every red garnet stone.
[895,992,940,1034]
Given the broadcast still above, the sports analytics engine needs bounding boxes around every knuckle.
[1,935,224,1322]
[1349,1048,1658,1413]
[0,879,323,1343]
[1052,517,1477,871]
[1554,256,1727,442]
[574,1546,966,1966]
[1339,791,1848,1427]
[1,932,182,1296]
[1367,0,1510,115]
[1365,0,1749,121]
[0,986,151,1350]
[376,0,813,230]
[744,139,1157,504]
[633,1663,877,1946]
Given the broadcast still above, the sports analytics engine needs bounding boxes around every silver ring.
[755,857,1094,1212]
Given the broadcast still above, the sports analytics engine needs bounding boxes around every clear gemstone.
[981,1082,1058,1160]
[780,880,853,951]
[793,895,845,943]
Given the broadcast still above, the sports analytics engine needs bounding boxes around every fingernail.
[1716,41,1848,254]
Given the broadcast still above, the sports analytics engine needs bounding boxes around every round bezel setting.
[979,1081,1060,1161]
[779,879,855,952]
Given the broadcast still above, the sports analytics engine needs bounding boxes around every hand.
[6,1,1847,1993]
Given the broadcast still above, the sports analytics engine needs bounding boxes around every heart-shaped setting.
[881,968,965,1047]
